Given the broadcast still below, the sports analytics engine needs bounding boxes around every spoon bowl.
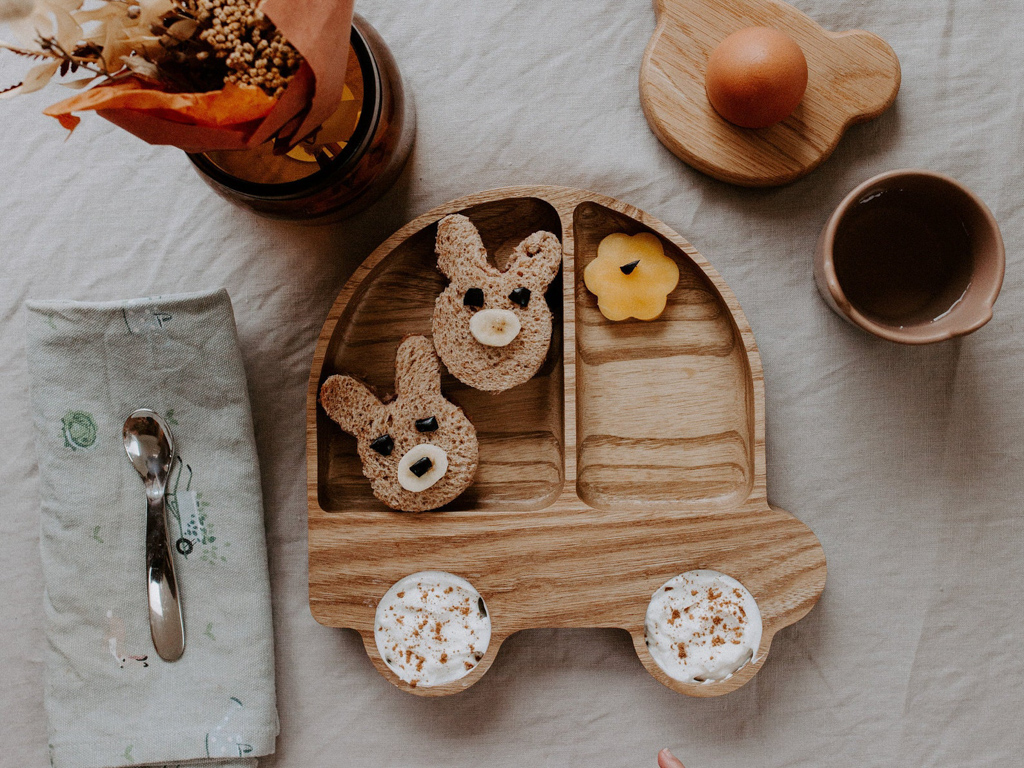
[124,411,175,497]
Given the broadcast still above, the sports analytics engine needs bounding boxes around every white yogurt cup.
[644,569,762,684]
[374,571,491,687]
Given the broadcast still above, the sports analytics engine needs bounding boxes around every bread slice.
[432,214,562,392]
[319,335,478,512]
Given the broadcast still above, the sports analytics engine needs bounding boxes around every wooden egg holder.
[640,0,901,186]
[307,186,826,697]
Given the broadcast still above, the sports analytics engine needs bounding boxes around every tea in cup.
[815,170,1004,344]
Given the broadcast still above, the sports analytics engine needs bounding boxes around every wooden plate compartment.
[574,200,754,511]
[315,196,566,514]
[308,186,826,697]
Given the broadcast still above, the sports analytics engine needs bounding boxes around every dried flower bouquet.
[0,0,356,151]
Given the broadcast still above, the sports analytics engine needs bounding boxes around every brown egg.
[705,27,808,129]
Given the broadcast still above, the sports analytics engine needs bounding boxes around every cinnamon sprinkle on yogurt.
[374,571,491,687]
[644,570,762,684]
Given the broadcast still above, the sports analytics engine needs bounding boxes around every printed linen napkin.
[25,289,278,768]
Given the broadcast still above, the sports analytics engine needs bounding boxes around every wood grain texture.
[307,186,826,697]
[640,0,901,187]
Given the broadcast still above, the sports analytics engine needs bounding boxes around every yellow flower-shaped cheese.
[583,232,680,321]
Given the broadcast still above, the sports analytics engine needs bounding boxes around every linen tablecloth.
[2,1,1022,766]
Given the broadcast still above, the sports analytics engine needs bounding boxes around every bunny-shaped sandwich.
[319,335,478,512]
[433,214,562,392]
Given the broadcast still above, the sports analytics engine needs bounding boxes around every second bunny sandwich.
[432,214,562,393]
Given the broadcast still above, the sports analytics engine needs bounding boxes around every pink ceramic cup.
[815,169,1004,344]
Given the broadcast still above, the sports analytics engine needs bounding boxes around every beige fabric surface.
[2,1,1022,766]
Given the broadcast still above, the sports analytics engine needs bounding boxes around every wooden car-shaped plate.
[307,186,826,696]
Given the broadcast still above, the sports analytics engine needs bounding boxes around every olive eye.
[370,434,394,456]
[508,287,531,307]
[409,456,434,477]
[463,288,484,307]
[415,416,438,432]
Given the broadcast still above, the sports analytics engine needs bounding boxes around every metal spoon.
[123,409,185,662]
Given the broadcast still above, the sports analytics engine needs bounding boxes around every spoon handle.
[146,494,185,661]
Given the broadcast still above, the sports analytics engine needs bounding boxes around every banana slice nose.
[469,308,521,347]
[398,444,449,492]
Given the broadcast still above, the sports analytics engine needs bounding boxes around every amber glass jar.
[189,15,414,222]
